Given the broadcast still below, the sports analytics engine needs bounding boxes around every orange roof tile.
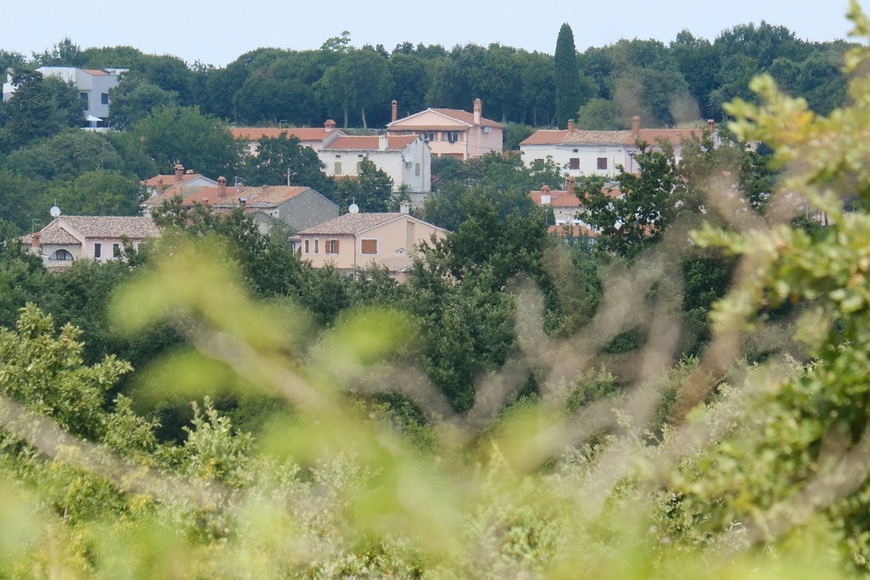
[141,173,208,187]
[231,127,339,142]
[151,185,311,208]
[324,135,418,151]
[530,189,582,208]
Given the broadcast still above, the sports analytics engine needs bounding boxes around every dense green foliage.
[3,6,870,577]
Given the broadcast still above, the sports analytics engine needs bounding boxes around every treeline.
[1,23,852,133]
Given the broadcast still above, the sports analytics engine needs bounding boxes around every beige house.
[22,216,160,271]
[294,204,447,281]
[386,99,502,159]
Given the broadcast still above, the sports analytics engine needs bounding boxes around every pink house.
[386,99,502,160]
[294,204,447,281]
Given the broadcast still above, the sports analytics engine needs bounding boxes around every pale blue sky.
[3,0,855,66]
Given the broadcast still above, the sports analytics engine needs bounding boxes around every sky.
[2,0,856,67]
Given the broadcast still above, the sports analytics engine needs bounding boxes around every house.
[141,164,218,198]
[530,178,621,235]
[3,67,124,127]
[319,134,431,194]
[231,121,344,156]
[21,216,159,271]
[293,203,447,281]
[143,177,338,234]
[520,117,710,177]
[386,99,503,159]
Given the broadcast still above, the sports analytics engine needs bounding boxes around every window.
[422,131,436,142]
[113,243,121,258]
[326,239,340,254]
[569,158,580,170]
[52,249,73,261]
[446,131,460,143]
[597,157,608,170]
[79,92,88,101]
[101,93,109,105]
[314,239,319,254]
[334,162,342,175]
[94,243,102,259]
[360,239,378,255]
[304,239,310,254]
[415,162,420,176]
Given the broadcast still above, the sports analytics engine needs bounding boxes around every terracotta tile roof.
[530,189,583,208]
[629,128,699,146]
[324,135,418,151]
[23,216,160,245]
[83,69,110,76]
[521,127,701,147]
[58,216,160,238]
[231,127,339,142]
[148,185,312,208]
[521,129,632,146]
[388,108,502,130]
[297,213,406,235]
[430,108,502,128]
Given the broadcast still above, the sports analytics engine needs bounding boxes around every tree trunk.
[343,106,349,129]
[361,107,367,129]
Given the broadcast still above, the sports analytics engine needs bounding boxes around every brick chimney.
[156,176,164,196]
[324,119,337,133]
[174,164,184,183]
[632,116,640,137]
[473,98,482,126]
[391,100,398,122]
[217,176,227,199]
[706,119,715,131]
[31,232,41,251]
[567,119,575,132]
[566,175,576,192]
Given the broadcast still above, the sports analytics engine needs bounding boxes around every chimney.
[632,116,640,137]
[379,134,388,151]
[217,176,227,199]
[566,175,576,192]
[174,164,184,183]
[156,176,164,196]
[239,197,247,209]
[567,119,575,132]
[707,119,715,131]
[324,119,336,133]
[186,169,194,175]
[31,232,41,251]
[391,100,398,122]
[400,200,410,214]
[473,98,482,126]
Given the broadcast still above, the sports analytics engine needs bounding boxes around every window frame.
[360,238,378,255]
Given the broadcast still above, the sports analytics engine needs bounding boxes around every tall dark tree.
[554,23,581,129]
[1,69,85,151]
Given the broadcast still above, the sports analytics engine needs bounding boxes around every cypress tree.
[554,23,580,129]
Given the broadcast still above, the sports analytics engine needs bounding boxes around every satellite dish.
[50,205,61,218]
[348,203,359,214]
[403,153,414,164]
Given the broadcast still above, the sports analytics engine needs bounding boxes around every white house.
[22,216,159,271]
[231,120,344,156]
[319,134,431,194]
[4,67,124,127]
[520,117,710,177]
